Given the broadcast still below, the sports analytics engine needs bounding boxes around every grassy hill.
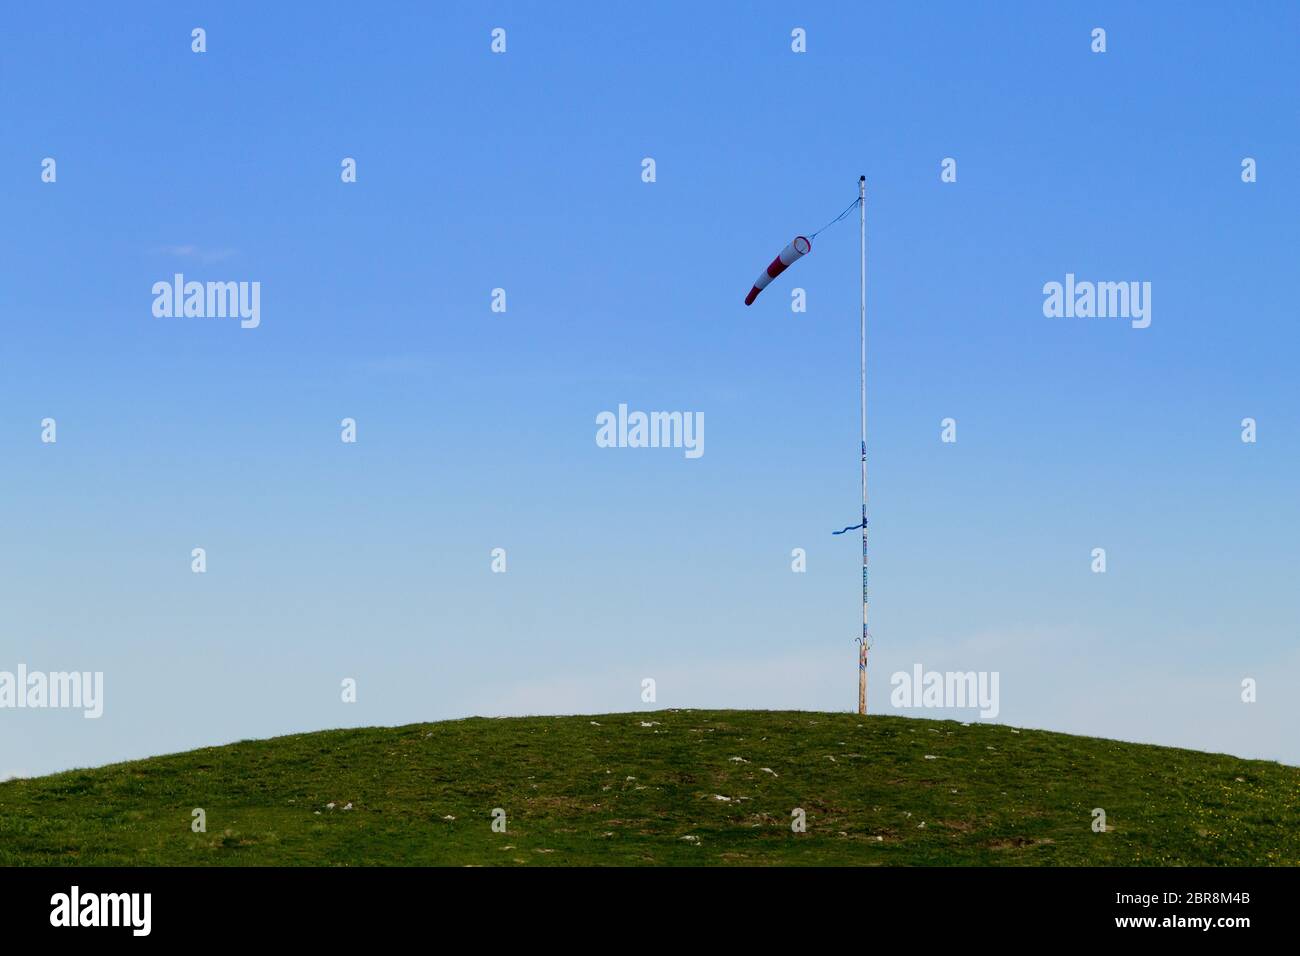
[2,710,1296,866]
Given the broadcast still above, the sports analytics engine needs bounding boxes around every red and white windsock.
[744,236,811,305]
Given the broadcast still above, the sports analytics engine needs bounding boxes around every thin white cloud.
[154,244,238,264]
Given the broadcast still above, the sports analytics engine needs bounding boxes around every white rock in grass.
[342,803,353,811]
[326,802,336,810]
[712,794,732,802]
[924,755,937,760]
[760,767,778,777]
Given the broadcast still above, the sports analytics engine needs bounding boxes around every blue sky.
[2,1,1298,777]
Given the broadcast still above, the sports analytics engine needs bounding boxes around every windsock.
[744,236,811,305]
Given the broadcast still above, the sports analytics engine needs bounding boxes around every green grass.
[2,710,1296,866]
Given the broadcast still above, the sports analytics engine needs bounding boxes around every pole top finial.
[859,174,865,182]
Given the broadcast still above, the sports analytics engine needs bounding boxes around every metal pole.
[857,175,869,715]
